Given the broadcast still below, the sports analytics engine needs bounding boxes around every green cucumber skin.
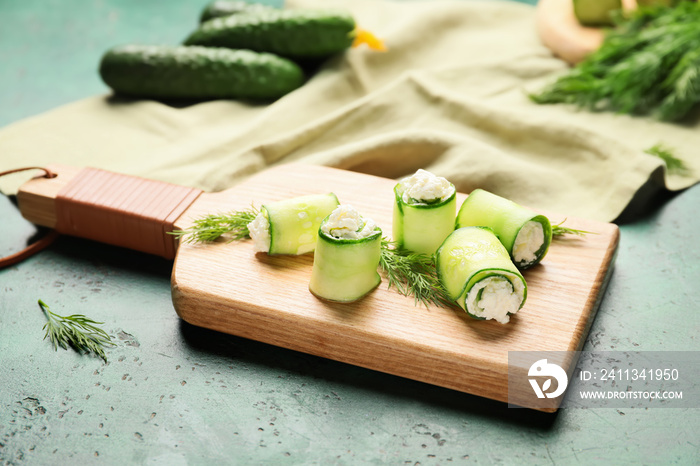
[99,45,304,100]
[264,193,340,255]
[435,227,526,313]
[573,0,622,26]
[200,1,276,23]
[184,9,356,59]
[392,184,457,256]
[309,229,382,303]
[455,189,552,269]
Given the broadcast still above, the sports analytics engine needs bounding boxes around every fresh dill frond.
[39,299,115,363]
[552,219,595,237]
[170,205,259,243]
[644,143,690,176]
[379,239,453,309]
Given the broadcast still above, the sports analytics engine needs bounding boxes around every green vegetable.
[99,45,304,100]
[200,0,276,23]
[392,175,457,256]
[171,193,339,255]
[262,193,340,255]
[309,214,382,303]
[170,205,259,243]
[551,220,595,237]
[573,0,622,26]
[39,299,115,363]
[436,227,527,324]
[379,239,453,309]
[455,189,552,270]
[184,8,356,59]
[645,143,691,176]
[531,2,700,122]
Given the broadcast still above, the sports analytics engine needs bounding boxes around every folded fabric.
[1,0,697,222]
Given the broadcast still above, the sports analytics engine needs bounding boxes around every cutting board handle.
[17,165,202,259]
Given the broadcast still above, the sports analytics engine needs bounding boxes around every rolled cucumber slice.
[309,208,382,303]
[455,189,552,270]
[436,227,527,324]
[251,193,339,255]
[392,170,457,255]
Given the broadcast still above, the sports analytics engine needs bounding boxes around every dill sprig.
[39,299,114,363]
[531,2,700,121]
[644,143,690,176]
[552,219,595,237]
[379,239,454,309]
[170,205,259,243]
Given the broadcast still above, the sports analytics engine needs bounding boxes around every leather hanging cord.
[0,167,59,269]
[0,230,60,269]
[54,168,202,259]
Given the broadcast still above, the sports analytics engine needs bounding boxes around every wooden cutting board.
[18,164,618,411]
[536,0,605,64]
[174,165,619,411]
[536,0,637,64]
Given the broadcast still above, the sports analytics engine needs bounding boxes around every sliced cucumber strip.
[455,189,552,270]
[309,207,382,303]
[393,170,457,255]
[249,193,339,255]
[436,227,526,324]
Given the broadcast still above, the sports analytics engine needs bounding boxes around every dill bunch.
[532,2,700,121]
[379,239,454,309]
[39,300,115,363]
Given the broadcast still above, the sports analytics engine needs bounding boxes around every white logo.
[528,359,568,399]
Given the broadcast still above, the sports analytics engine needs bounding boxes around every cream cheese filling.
[465,275,525,324]
[400,169,454,204]
[512,221,544,265]
[321,205,377,240]
[247,211,271,253]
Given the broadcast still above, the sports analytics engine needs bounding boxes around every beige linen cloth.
[1,0,698,221]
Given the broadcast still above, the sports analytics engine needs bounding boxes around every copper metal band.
[55,168,202,259]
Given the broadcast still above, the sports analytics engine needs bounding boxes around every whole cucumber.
[200,1,276,23]
[99,45,304,100]
[573,0,622,26]
[184,9,356,59]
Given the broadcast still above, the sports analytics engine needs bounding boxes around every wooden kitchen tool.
[536,0,637,64]
[17,164,619,411]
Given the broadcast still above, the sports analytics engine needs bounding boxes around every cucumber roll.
[455,189,552,270]
[247,193,339,255]
[436,227,527,324]
[393,169,457,255]
[309,205,383,303]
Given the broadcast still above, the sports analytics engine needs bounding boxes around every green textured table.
[1,1,698,464]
